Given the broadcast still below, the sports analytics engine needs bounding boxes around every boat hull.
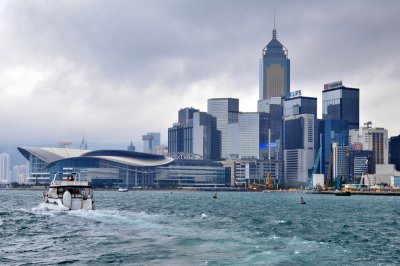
[334,192,351,196]
[44,197,95,210]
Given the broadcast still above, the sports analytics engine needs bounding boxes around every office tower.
[142,132,160,154]
[207,98,239,159]
[284,96,317,121]
[226,112,268,160]
[318,120,349,176]
[283,114,315,185]
[127,141,135,151]
[284,95,318,157]
[192,112,221,160]
[179,107,199,125]
[349,122,389,169]
[257,97,284,161]
[351,149,374,181]
[0,153,11,183]
[322,81,360,130]
[259,24,290,100]
[168,108,198,154]
[331,143,353,184]
[80,137,88,150]
[390,135,400,171]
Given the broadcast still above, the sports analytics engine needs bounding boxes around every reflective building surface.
[259,26,290,100]
[207,98,239,159]
[322,84,360,130]
[17,147,174,187]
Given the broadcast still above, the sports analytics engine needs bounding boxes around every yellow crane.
[248,173,274,191]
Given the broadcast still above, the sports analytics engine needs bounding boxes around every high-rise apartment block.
[0,153,11,183]
[259,25,290,100]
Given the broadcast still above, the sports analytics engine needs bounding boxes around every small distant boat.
[334,190,351,196]
[118,188,129,192]
[213,192,218,199]
[334,187,351,196]
[43,172,95,211]
[300,196,306,204]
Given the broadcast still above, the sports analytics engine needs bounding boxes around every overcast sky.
[0,0,399,152]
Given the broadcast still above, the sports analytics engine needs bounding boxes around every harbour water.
[1,190,400,265]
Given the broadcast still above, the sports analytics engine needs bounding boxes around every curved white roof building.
[18,147,174,187]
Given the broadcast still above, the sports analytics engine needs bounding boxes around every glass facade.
[156,160,226,188]
[233,159,281,188]
[284,118,304,149]
[322,86,359,130]
[192,112,221,160]
[260,28,290,100]
[318,119,349,176]
[142,132,160,154]
[178,107,199,125]
[207,98,239,159]
[351,150,374,182]
[283,114,315,185]
[390,135,400,171]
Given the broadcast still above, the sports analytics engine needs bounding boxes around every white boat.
[43,172,95,210]
[118,187,129,192]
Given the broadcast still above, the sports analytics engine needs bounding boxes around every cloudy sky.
[0,0,399,152]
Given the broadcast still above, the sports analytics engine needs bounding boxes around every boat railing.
[51,172,82,184]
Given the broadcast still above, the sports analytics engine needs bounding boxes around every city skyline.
[0,1,399,150]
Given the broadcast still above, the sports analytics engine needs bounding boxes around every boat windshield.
[55,187,94,199]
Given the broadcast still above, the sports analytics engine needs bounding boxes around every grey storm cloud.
[0,0,399,152]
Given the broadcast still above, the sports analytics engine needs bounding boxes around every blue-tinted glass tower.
[322,84,360,130]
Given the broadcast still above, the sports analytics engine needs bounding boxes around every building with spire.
[127,141,135,151]
[80,137,88,150]
[259,19,290,100]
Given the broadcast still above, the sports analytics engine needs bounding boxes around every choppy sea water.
[1,190,400,265]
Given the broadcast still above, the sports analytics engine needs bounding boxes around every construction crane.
[309,147,322,188]
[248,173,274,191]
[326,151,333,189]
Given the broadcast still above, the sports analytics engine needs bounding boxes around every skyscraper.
[226,112,268,160]
[322,81,360,130]
[349,123,388,169]
[259,23,290,100]
[168,107,199,154]
[127,141,135,151]
[207,98,239,159]
[142,132,160,154]
[390,135,400,171]
[192,111,221,160]
[0,153,11,183]
[283,114,315,185]
[80,137,88,150]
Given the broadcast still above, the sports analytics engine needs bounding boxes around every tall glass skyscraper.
[322,83,360,130]
[207,98,239,159]
[390,135,400,171]
[259,25,290,100]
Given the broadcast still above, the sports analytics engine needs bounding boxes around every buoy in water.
[300,196,306,205]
